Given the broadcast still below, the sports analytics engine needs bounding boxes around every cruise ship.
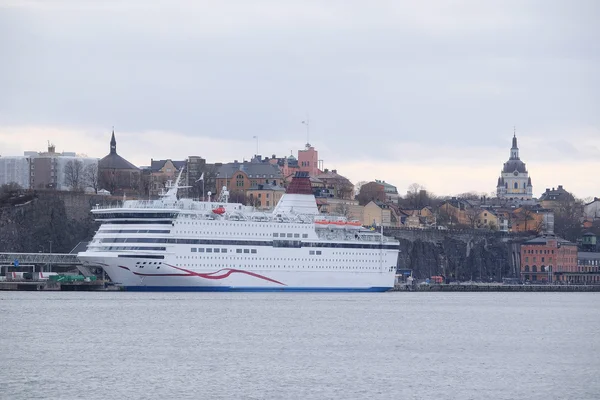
[78,171,399,292]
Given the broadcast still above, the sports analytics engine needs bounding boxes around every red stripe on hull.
[128,264,286,286]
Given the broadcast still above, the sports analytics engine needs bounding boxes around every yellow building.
[477,209,499,229]
[363,201,393,227]
[246,184,285,210]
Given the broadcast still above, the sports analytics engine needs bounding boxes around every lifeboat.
[212,206,226,215]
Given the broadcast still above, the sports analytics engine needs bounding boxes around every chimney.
[558,185,563,190]
[332,169,337,174]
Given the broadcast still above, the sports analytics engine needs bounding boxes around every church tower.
[496,132,533,199]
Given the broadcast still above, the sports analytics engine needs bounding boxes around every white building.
[0,156,31,188]
[496,134,533,200]
[585,198,600,221]
[0,144,99,191]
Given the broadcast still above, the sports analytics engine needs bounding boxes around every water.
[1,292,598,400]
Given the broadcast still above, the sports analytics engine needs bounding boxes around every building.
[519,234,578,283]
[573,252,600,284]
[581,232,598,252]
[215,161,284,202]
[510,206,553,233]
[356,181,386,205]
[147,159,187,197]
[297,143,322,176]
[1,143,99,191]
[363,201,393,227]
[313,169,354,200]
[376,180,399,202]
[98,131,141,196]
[539,185,574,209]
[496,133,533,200]
[476,209,499,230]
[438,198,473,226]
[584,197,600,221]
[246,183,285,210]
[0,156,30,188]
[316,197,363,221]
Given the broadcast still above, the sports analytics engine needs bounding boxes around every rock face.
[388,229,525,281]
[0,191,100,253]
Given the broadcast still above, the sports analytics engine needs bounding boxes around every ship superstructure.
[78,171,399,291]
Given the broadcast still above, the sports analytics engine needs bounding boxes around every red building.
[520,235,578,283]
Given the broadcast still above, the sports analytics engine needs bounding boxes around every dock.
[392,283,600,292]
[0,280,117,291]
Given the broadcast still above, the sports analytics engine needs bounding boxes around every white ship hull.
[81,247,397,292]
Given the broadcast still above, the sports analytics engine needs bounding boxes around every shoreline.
[393,284,600,292]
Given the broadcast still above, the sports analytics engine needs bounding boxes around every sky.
[0,0,599,199]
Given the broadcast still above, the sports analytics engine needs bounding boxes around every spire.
[510,128,519,160]
[110,128,117,155]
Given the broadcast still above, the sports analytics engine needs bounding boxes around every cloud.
[0,1,598,197]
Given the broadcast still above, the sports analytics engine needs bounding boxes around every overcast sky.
[1,0,598,198]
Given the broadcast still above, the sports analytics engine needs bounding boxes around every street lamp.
[49,240,52,273]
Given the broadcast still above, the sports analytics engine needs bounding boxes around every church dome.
[502,159,527,173]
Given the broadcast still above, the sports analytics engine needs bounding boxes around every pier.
[393,283,600,292]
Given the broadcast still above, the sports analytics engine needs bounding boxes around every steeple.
[110,128,117,155]
[510,128,519,160]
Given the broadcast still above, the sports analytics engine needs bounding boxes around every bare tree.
[354,181,368,197]
[465,207,480,230]
[334,202,353,219]
[406,183,429,209]
[64,160,84,191]
[84,163,99,194]
[554,197,584,242]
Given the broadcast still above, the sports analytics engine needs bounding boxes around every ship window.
[302,234,308,238]
[199,248,204,253]
[191,248,197,252]
[244,249,250,253]
[294,233,300,238]
[214,248,220,253]
[287,233,293,238]
[206,248,212,253]
[273,233,279,237]
[222,248,227,253]
[316,251,322,255]
[251,249,257,254]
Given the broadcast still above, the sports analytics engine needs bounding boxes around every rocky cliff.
[387,228,527,281]
[0,191,101,253]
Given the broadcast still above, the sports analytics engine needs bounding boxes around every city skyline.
[1,1,598,197]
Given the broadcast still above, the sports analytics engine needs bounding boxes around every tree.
[465,207,480,230]
[456,192,482,201]
[334,202,353,219]
[84,163,99,194]
[354,181,368,197]
[405,183,429,209]
[64,160,84,191]
[554,197,584,242]
[515,207,536,232]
